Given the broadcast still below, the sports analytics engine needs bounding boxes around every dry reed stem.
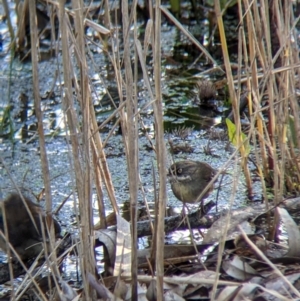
[240,0,300,232]
[71,0,96,298]
[29,1,61,297]
[215,0,253,197]
[0,161,56,299]
[210,157,242,300]
[240,0,269,205]
[238,226,300,298]
[2,0,14,45]
[153,3,167,300]
[160,6,218,66]
[58,0,94,298]
[11,0,300,298]
[89,101,118,214]
[16,0,28,51]
[1,202,15,299]
[266,0,281,204]
[29,0,54,245]
[0,226,49,300]
[119,0,139,299]
[91,139,107,229]
[97,0,169,292]
[210,0,299,295]
[43,0,110,35]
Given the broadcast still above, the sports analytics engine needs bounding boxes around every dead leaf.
[222,255,259,281]
[275,207,300,257]
[114,215,131,276]
[203,209,256,244]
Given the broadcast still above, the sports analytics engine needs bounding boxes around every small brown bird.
[168,160,216,204]
[0,193,61,260]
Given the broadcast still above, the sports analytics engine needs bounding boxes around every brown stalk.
[1,203,15,300]
[90,101,119,215]
[119,0,139,299]
[91,138,107,230]
[242,0,300,207]
[84,36,119,216]
[43,0,110,35]
[238,226,300,298]
[58,0,94,298]
[154,2,167,300]
[2,0,14,46]
[71,0,96,298]
[241,0,269,206]
[29,0,61,293]
[214,0,252,196]
[30,0,52,207]
[242,0,269,178]
[210,158,241,300]
[4,239,48,300]
[268,1,282,204]
[16,0,28,52]
[106,4,141,295]
[160,6,218,66]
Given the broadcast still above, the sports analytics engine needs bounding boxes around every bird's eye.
[177,168,182,174]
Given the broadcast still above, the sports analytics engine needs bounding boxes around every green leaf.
[226,118,250,155]
[0,105,14,140]
[288,115,297,147]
